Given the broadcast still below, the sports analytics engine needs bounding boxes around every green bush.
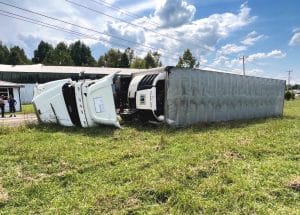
[285,91,295,100]
[291,92,295,100]
[285,91,292,100]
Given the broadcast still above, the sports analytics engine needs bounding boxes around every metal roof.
[0,80,24,88]
[0,64,165,76]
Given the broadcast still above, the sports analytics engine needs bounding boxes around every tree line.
[0,40,198,69]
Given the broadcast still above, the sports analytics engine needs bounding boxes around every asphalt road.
[0,114,38,127]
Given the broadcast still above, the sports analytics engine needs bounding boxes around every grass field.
[19,104,35,114]
[0,100,299,214]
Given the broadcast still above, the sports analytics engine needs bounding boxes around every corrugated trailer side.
[165,67,286,127]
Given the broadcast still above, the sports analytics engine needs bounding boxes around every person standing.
[0,95,5,118]
[8,95,17,117]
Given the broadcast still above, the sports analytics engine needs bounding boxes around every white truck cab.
[33,73,120,128]
[32,69,167,128]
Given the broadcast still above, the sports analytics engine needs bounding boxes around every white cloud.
[154,0,196,28]
[206,57,276,78]
[123,1,159,14]
[96,2,255,66]
[209,55,241,73]
[0,1,255,65]
[218,43,246,55]
[201,3,255,39]
[206,49,286,76]
[199,55,208,65]
[246,68,264,76]
[126,2,254,64]
[241,31,265,46]
[0,0,118,57]
[106,22,146,49]
[272,74,299,84]
[247,50,286,62]
[289,32,300,46]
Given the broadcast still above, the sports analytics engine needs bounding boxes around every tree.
[119,52,130,68]
[98,55,106,67]
[7,46,30,65]
[0,42,9,64]
[291,84,300,90]
[69,40,96,66]
[32,41,53,64]
[97,48,161,69]
[176,49,199,69]
[97,49,122,68]
[125,47,134,64]
[44,42,73,66]
[144,51,161,69]
[153,52,162,67]
[130,57,146,69]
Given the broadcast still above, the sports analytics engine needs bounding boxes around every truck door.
[85,72,120,128]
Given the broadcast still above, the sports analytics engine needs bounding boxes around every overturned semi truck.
[32,67,286,128]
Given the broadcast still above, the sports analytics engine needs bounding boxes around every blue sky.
[0,0,299,83]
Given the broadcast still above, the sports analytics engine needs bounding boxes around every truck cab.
[32,69,167,128]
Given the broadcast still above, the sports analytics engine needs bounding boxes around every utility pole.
[287,70,292,90]
[239,56,248,76]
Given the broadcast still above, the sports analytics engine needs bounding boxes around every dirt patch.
[237,137,252,145]
[0,114,37,127]
[224,151,244,159]
[0,184,9,202]
[125,196,141,208]
[288,176,300,192]
[16,165,73,183]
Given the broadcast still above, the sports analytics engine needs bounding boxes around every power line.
[0,1,214,63]
[84,0,188,44]
[0,11,176,61]
[0,10,180,61]
[66,0,183,43]
[0,1,169,55]
[0,11,115,45]
[0,11,87,36]
[66,0,213,53]
[0,11,250,74]
[0,1,225,65]
[0,1,178,58]
[86,0,162,27]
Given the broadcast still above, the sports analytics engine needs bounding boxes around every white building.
[0,64,148,104]
[292,89,300,97]
[0,80,24,112]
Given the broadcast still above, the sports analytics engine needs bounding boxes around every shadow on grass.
[26,123,116,137]
[119,116,284,133]
[282,115,300,120]
[23,115,287,137]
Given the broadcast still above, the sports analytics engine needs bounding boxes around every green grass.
[0,100,299,214]
[19,104,35,114]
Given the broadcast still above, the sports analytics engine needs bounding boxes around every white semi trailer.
[32,67,285,128]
